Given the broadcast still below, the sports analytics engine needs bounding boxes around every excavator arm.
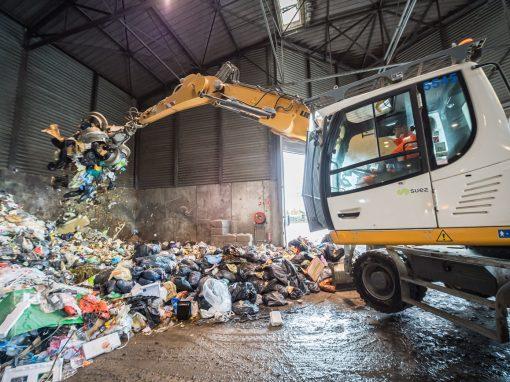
[41,62,311,201]
[136,62,310,141]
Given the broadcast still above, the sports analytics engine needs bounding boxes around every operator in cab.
[360,123,419,186]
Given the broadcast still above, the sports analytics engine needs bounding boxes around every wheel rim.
[361,262,396,301]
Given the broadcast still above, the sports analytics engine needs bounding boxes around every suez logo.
[423,73,458,90]
[396,187,429,196]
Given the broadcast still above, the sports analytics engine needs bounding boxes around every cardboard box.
[306,257,325,282]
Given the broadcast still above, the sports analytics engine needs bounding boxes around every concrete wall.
[0,169,137,240]
[136,180,283,246]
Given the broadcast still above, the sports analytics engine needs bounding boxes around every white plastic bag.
[200,278,232,319]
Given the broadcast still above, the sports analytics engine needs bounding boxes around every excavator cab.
[303,39,510,247]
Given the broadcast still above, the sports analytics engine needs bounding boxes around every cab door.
[323,87,437,231]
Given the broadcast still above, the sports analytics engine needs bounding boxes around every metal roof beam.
[328,16,380,62]
[73,5,167,91]
[201,8,218,65]
[290,0,412,33]
[147,6,201,69]
[336,14,375,60]
[212,0,240,53]
[117,18,180,81]
[362,15,377,68]
[28,0,75,37]
[381,0,417,67]
[382,9,435,28]
[310,13,372,56]
[27,0,161,50]
[400,0,435,47]
[75,4,110,15]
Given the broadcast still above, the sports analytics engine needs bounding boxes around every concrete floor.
[69,290,510,382]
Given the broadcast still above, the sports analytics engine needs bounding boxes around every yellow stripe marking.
[330,227,510,246]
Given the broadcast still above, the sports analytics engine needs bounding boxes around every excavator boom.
[137,63,310,141]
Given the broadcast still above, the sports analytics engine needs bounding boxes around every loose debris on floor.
[0,192,344,380]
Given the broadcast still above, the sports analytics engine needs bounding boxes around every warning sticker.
[436,230,453,242]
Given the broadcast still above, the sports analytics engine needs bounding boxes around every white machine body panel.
[328,173,436,230]
[434,160,510,227]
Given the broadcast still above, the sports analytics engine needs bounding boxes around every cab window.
[421,72,474,166]
[329,91,422,194]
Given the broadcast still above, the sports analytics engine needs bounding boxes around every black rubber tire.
[353,250,426,313]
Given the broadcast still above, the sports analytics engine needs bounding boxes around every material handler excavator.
[46,39,510,342]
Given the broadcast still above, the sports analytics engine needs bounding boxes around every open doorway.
[282,147,328,244]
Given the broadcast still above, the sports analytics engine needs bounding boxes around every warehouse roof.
[0,0,497,100]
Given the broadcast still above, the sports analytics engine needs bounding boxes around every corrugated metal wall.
[177,106,220,186]
[309,59,336,96]
[0,15,24,169]
[221,110,271,182]
[137,117,175,189]
[96,77,133,125]
[396,1,510,107]
[96,77,135,187]
[15,45,93,176]
[0,13,137,188]
[279,48,308,97]
[221,49,272,183]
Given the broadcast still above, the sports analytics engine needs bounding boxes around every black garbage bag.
[93,268,113,287]
[245,250,261,263]
[216,269,237,283]
[180,258,201,271]
[136,255,176,273]
[129,297,161,328]
[265,264,288,285]
[298,278,310,295]
[174,276,193,292]
[262,279,288,297]
[141,269,161,282]
[137,277,153,286]
[147,242,161,255]
[290,251,308,265]
[288,239,308,252]
[288,286,304,300]
[282,259,299,279]
[304,280,320,293]
[229,282,257,304]
[197,295,212,311]
[187,271,202,289]
[115,279,135,294]
[131,266,144,279]
[323,244,344,263]
[232,300,259,317]
[246,277,265,294]
[262,291,287,307]
[105,279,116,295]
[134,244,150,260]
[177,265,192,277]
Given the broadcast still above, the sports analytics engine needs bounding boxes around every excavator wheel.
[353,250,426,313]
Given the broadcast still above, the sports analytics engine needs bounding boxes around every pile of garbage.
[0,191,343,380]
[42,111,136,202]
